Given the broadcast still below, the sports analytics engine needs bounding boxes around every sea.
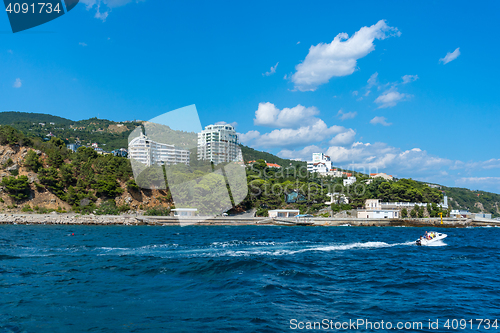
[1,225,499,332]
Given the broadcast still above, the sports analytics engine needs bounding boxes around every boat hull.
[416,233,447,246]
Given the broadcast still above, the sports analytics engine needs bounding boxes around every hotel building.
[197,124,242,164]
[128,132,190,166]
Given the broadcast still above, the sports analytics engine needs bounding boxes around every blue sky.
[1,0,500,192]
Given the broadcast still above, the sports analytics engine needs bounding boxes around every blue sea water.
[1,225,499,332]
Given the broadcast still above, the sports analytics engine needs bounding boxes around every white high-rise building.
[307,153,332,173]
[128,132,190,166]
[197,124,241,164]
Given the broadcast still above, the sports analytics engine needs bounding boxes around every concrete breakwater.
[0,214,498,227]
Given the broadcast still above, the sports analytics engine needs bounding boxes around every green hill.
[240,145,306,168]
[0,111,72,125]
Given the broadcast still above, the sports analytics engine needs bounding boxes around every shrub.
[1,175,30,201]
[3,158,14,168]
[95,199,119,215]
[144,206,171,216]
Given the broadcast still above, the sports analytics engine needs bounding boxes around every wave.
[6,240,418,259]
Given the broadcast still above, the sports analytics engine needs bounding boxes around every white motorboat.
[415,232,447,246]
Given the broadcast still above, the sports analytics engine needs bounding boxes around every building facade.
[307,153,332,173]
[128,132,190,167]
[343,176,357,186]
[197,124,241,164]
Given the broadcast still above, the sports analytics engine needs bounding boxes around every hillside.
[240,145,306,168]
[443,186,500,217]
[0,111,72,125]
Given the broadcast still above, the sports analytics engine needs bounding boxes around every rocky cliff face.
[0,145,171,213]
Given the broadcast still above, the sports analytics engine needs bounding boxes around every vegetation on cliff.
[0,121,498,217]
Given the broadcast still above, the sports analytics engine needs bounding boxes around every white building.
[357,209,399,219]
[450,210,470,218]
[128,132,190,167]
[268,209,300,218]
[365,197,449,212]
[343,176,357,186]
[326,193,349,205]
[358,199,400,218]
[172,208,197,217]
[197,124,241,164]
[307,153,333,174]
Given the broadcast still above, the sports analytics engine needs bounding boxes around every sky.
[1,0,500,193]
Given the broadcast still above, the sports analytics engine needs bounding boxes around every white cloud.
[239,130,260,144]
[94,4,109,21]
[13,78,22,88]
[79,42,88,47]
[367,72,378,88]
[329,129,356,146]
[352,91,358,96]
[370,116,392,126]
[80,0,143,20]
[326,142,452,172]
[263,62,279,76]
[440,47,460,64]
[7,49,13,54]
[291,20,400,91]
[402,74,418,84]
[215,121,238,128]
[337,109,357,121]
[246,119,347,148]
[254,102,320,128]
[297,41,301,45]
[374,89,410,108]
[278,145,322,160]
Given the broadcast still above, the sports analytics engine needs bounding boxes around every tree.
[401,208,408,218]
[410,208,417,218]
[24,150,42,172]
[1,175,30,201]
[47,149,64,168]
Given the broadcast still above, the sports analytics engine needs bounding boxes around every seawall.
[0,214,498,227]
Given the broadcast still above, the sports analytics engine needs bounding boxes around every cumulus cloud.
[239,130,260,144]
[440,48,460,64]
[254,102,320,128]
[374,89,410,108]
[278,145,322,160]
[370,116,392,126]
[263,62,279,76]
[13,78,22,88]
[329,129,356,146]
[337,109,357,121]
[243,119,347,148]
[291,20,400,91]
[402,74,418,84]
[276,142,448,174]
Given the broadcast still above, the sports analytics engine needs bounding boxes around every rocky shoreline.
[0,213,499,228]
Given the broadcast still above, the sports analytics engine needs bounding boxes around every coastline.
[0,213,498,228]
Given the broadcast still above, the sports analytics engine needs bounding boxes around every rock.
[35,150,42,155]
[5,164,18,172]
